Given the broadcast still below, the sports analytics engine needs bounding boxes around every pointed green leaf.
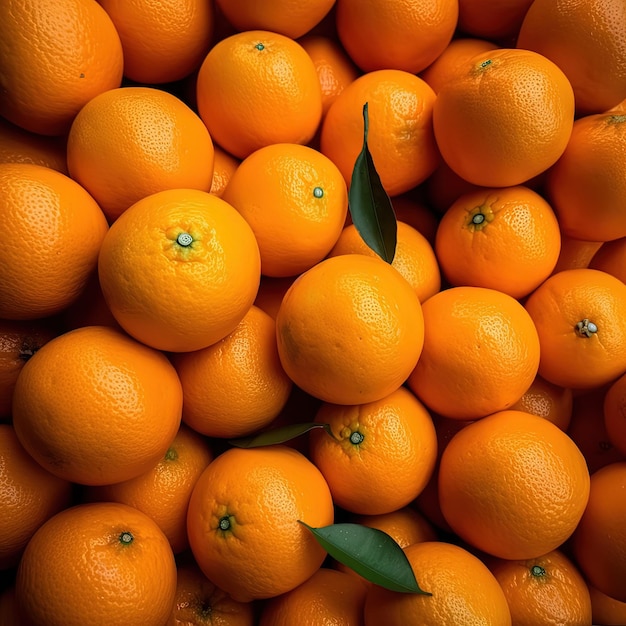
[228,422,333,448]
[349,102,397,264]
[299,521,431,595]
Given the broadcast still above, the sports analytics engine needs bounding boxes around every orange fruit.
[209,145,241,198]
[275,254,424,405]
[457,0,534,42]
[552,234,603,274]
[407,286,541,420]
[0,163,109,320]
[438,410,590,560]
[335,0,458,74]
[259,567,367,626]
[97,0,214,84]
[524,268,626,389]
[434,185,562,299]
[172,305,293,439]
[15,502,177,626]
[85,424,213,554]
[196,30,322,159]
[254,275,297,320]
[309,386,438,515]
[98,188,261,353]
[432,48,575,187]
[364,541,512,625]
[487,549,592,626]
[517,0,626,114]
[0,424,73,569]
[67,86,215,222]
[545,112,626,242]
[11,325,182,486]
[222,143,348,278]
[320,68,439,197]
[0,0,123,136]
[604,372,626,457]
[167,560,255,626]
[590,236,626,283]
[187,445,334,602]
[589,583,626,626]
[328,221,441,303]
[571,461,626,603]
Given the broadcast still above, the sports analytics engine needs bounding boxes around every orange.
[390,194,440,244]
[432,48,575,187]
[524,268,626,389]
[407,286,541,420]
[254,275,297,320]
[603,372,626,457]
[434,185,562,299]
[335,0,458,74]
[298,34,361,117]
[67,86,215,222]
[0,0,123,136]
[0,163,109,320]
[98,188,261,353]
[509,374,574,432]
[309,386,438,515]
[590,236,626,283]
[517,0,626,114]
[11,325,182,486]
[172,305,293,439]
[0,318,58,419]
[259,567,367,626]
[487,549,592,626]
[438,410,590,560]
[589,584,626,626]
[97,0,214,84]
[320,69,439,197]
[15,502,177,626]
[364,541,512,625]
[457,0,534,42]
[545,112,626,242]
[196,30,322,159]
[167,561,255,626]
[328,221,441,303]
[571,461,626,602]
[0,424,73,569]
[222,143,348,278]
[214,0,335,39]
[275,254,424,405]
[187,445,334,602]
[209,145,241,198]
[552,234,603,274]
[85,424,213,555]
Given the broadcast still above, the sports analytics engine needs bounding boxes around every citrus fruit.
[209,145,240,198]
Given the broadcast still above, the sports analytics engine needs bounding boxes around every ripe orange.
[187,445,334,602]
[259,567,368,626]
[456,0,534,42]
[432,48,575,187]
[545,112,626,242]
[98,188,261,353]
[97,0,214,84]
[0,163,109,320]
[590,236,626,283]
[517,0,626,114]
[553,235,603,274]
[524,268,626,389]
[309,386,438,515]
[0,0,123,136]
[604,372,626,457]
[172,305,293,439]
[407,286,540,420]
[12,325,182,486]
[0,424,73,569]
[487,549,592,625]
[335,0,458,74]
[275,254,424,405]
[364,541,512,625]
[589,583,626,626]
[320,69,439,196]
[438,410,590,559]
[328,221,441,303]
[67,86,215,222]
[222,143,348,278]
[15,502,177,626]
[572,461,626,603]
[196,30,322,159]
[85,424,213,554]
[209,144,240,198]
[434,185,561,299]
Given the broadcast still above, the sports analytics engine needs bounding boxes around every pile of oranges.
[2,0,626,624]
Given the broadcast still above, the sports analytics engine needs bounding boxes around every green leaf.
[348,102,397,264]
[228,422,333,448]
[299,521,431,595]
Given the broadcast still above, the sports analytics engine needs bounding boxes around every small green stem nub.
[472,213,485,225]
[575,319,598,337]
[255,42,264,51]
[218,516,231,531]
[119,531,134,545]
[313,186,324,198]
[177,232,193,247]
[530,565,546,577]
[349,431,364,445]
